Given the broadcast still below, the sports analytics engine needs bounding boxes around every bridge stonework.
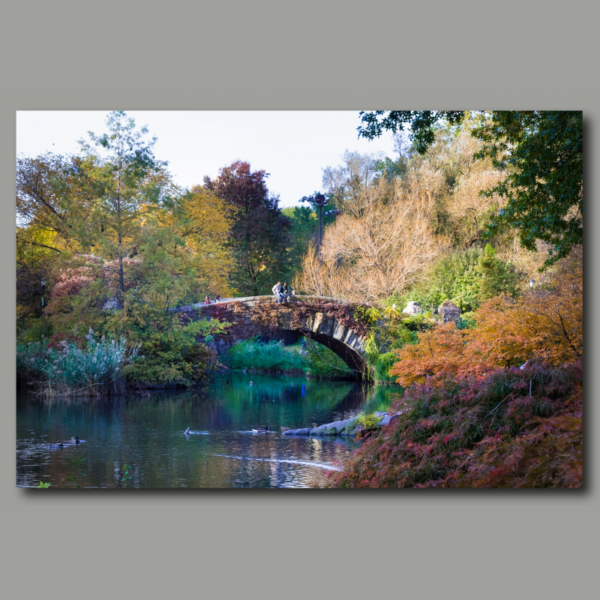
[176,296,371,378]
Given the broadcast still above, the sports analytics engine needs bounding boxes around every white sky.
[16,111,397,208]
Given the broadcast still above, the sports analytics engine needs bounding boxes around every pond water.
[16,374,397,489]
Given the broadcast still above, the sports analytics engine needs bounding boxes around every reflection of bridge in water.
[176,296,372,379]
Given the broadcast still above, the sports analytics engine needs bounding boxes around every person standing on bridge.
[272,281,283,304]
[282,282,291,303]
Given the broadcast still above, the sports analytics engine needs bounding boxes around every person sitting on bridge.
[215,294,221,303]
[272,282,283,303]
[282,282,291,302]
[204,295,211,305]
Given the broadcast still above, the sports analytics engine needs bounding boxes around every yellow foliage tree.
[160,186,236,297]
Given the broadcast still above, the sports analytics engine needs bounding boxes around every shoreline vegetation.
[225,337,359,381]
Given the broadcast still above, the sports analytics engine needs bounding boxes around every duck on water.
[252,426,271,433]
[50,436,81,449]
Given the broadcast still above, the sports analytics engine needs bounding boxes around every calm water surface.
[17,374,396,488]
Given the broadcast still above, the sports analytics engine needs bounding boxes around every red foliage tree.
[203,161,292,295]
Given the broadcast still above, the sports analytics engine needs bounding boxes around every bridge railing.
[174,295,361,312]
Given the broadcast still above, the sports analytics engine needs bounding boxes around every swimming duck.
[281,426,290,432]
[70,437,76,443]
[252,426,271,433]
[58,443,64,449]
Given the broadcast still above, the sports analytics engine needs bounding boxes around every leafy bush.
[354,412,382,431]
[17,328,138,395]
[122,319,228,387]
[386,247,517,314]
[475,244,518,301]
[329,360,582,488]
[390,252,582,386]
[389,248,484,313]
[18,318,54,343]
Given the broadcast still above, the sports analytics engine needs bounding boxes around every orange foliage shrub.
[391,250,582,387]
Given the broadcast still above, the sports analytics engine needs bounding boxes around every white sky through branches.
[16,111,397,208]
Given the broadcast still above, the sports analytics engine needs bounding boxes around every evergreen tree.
[475,244,517,300]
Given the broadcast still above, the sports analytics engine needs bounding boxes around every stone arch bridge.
[175,296,373,379]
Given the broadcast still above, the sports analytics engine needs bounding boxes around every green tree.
[475,244,517,301]
[70,111,174,303]
[281,206,317,283]
[471,111,582,266]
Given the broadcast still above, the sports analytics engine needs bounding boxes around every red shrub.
[329,360,582,488]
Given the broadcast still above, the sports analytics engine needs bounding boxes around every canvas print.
[16,110,583,488]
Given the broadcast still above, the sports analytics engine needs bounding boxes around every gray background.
[1,2,596,599]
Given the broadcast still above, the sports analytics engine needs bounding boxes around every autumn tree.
[295,175,446,301]
[322,150,388,213]
[357,110,583,268]
[16,154,80,319]
[16,153,80,253]
[203,161,292,295]
[161,186,236,297]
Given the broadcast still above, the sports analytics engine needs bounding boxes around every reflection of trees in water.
[17,376,400,488]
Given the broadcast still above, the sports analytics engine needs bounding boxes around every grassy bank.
[224,337,356,379]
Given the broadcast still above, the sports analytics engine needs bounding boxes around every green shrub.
[457,312,477,330]
[354,412,382,431]
[387,247,519,315]
[17,328,138,394]
[475,244,518,301]
[18,318,54,343]
[121,317,229,387]
[364,333,410,383]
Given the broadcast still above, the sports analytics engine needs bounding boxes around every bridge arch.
[176,296,371,379]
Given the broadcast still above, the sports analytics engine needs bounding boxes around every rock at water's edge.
[281,428,313,436]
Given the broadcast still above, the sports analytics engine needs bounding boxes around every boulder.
[281,428,313,436]
[380,411,404,427]
[438,300,461,324]
[402,301,422,315]
[311,419,351,436]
